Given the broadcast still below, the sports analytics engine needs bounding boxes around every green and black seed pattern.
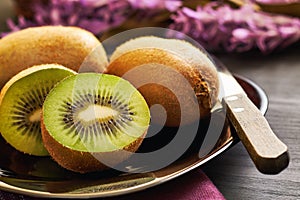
[59,90,136,139]
[10,84,53,136]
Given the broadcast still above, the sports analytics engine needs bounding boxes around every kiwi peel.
[41,73,150,173]
[0,26,107,89]
[105,36,219,127]
[0,64,77,156]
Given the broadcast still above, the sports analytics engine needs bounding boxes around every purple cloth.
[0,169,225,200]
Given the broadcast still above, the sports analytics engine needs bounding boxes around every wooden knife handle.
[223,93,289,174]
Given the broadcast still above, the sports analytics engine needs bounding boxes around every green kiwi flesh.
[0,64,76,156]
[41,73,150,173]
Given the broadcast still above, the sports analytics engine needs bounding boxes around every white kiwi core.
[29,108,42,122]
[78,105,119,123]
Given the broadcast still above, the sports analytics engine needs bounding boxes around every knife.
[214,57,289,174]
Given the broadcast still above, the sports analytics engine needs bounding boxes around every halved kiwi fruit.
[0,64,77,156]
[41,73,150,173]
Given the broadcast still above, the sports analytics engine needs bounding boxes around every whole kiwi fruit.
[0,25,107,88]
[105,36,219,127]
[41,73,150,173]
[0,64,76,156]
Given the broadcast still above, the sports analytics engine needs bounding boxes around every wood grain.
[223,93,289,174]
[203,44,300,200]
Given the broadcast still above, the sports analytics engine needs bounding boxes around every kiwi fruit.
[41,73,150,173]
[0,64,76,156]
[105,36,219,127]
[0,25,107,88]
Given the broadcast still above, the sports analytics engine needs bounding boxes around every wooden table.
[203,45,300,200]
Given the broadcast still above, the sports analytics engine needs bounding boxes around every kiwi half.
[41,73,150,173]
[0,26,107,89]
[0,64,76,156]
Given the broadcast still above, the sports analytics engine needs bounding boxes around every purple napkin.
[113,169,225,200]
[0,169,225,200]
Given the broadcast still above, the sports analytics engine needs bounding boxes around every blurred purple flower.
[126,0,182,22]
[254,0,300,4]
[2,0,132,37]
[127,0,182,12]
[1,0,300,53]
[169,2,300,53]
[1,0,182,38]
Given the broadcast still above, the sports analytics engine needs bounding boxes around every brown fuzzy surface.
[0,26,104,88]
[105,48,219,127]
[41,117,146,174]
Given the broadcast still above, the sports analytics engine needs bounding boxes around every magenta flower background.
[255,0,300,4]
[169,2,300,53]
[2,0,300,53]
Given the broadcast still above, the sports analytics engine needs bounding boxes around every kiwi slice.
[0,64,77,156]
[41,73,150,173]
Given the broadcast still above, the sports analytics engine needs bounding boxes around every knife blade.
[214,57,289,174]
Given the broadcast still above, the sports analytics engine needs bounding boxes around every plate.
[0,74,268,199]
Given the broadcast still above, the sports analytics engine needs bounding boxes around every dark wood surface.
[203,45,300,200]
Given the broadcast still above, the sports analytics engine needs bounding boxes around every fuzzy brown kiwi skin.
[0,26,106,89]
[41,116,147,174]
[105,48,219,127]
